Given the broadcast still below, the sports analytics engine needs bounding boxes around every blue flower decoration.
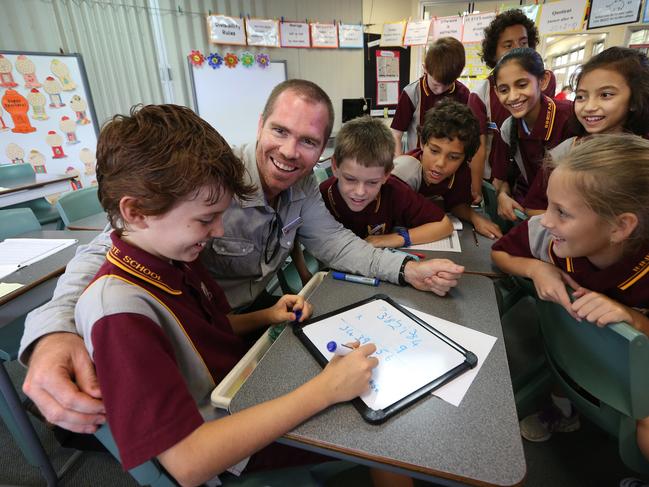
[207,53,223,69]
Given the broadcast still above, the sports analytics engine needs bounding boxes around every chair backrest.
[94,424,179,487]
[0,163,35,182]
[0,208,41,240]
[536,298,649,473]
[55,186,103,226]
[481,180,513,234]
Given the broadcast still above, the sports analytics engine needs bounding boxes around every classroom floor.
[2,296,648,486]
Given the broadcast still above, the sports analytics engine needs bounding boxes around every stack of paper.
[0,238,77,279]
[408,231,461,252]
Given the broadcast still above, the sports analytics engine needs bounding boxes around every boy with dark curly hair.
[468,9,556,204]
[393,99,502,239]
[391,37,469,156]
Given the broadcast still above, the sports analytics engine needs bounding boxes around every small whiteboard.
[189,61,287,147]
[295,294,477,424]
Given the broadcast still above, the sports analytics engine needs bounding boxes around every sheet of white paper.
[0,239,78,268]
[448,215,463,231]
[0,265,20,280]
[302,299,466,411]
[408,231,461,252]
[0,282,24,298]
[405,306,497,407]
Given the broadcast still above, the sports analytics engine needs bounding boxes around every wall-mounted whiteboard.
[0,51,99,189]
[189,61,287,147]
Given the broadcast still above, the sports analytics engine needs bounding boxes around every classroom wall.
[0,0,364,135]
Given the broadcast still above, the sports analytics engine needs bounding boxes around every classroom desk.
[66,211,108,231]
[413,227,503,278]
[0,230,98,322]
[230,273,526,487]
[0,173,74,208]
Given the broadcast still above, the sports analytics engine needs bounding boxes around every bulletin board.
[0,51,99,189]
[189,60,287,147]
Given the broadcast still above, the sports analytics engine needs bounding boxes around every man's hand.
[23,332,105,433]
[403,259,464,296]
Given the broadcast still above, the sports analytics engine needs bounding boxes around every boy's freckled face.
[135,185,232,262]
[332,158,389,212]
[420,137,465,185]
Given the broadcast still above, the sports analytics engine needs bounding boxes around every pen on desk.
[332,271,379,286]
[326,341,355,356]
[472,226,479,247]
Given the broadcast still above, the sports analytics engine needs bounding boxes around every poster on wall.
[0,51,99,190]
[380,21,406,46]
[279,21,310,48]
[587,0,642,29]
[538,0,588,34]
[339,23,364,48]
[376,50,400,105]
[462,12,496,43]
[403,19,432,46]
[431,16,463,41]
[310,23,338,48]
[207,15,246,45]
[245,18,280,47]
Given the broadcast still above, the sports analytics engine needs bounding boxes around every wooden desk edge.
[0,175,75,195]
[0,267,64,307]
[281,432,527,487]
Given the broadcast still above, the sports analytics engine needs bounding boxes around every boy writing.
[320,115,453,248]
[392,99,502,239]
[74,104,379,486]
[391,37,469,155]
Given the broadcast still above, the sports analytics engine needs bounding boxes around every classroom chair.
[536,295,649,474]
[278,247,321,295]
[481,180,513,235]
[94,422,356,487]
[0,207,81,486]
[0,163,62,226]
[55,186,102,228]
[0,208,41,240]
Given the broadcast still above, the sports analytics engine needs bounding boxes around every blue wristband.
[395,227,411,247]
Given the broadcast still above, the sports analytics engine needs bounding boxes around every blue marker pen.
[514,208,529,221]
[293,309,302,322]
[332,272,379,286]
[326,341,354,356]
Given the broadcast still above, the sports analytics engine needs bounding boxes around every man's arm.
[391,129,405,156]
[19,229,112,432]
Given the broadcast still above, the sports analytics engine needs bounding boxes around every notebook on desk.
[0,238,77,279]
[294,294,477,424]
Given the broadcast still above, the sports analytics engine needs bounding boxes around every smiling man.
[19,81,465,435]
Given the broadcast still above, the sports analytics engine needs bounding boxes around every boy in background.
[392,99,502,239]
[74,104,380,486]
[391,37,469,155]
[320,115,453,248]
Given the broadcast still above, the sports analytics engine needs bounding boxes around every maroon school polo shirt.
[391,78,470,140]
[493,218,649,309]
[319,174,445,239]
[492,96,574,196]
[406,148,473,210]
[85,233,247,469]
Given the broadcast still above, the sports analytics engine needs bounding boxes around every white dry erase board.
[188,60,287,147]
[0,51,99,189]
[294,294,477,424]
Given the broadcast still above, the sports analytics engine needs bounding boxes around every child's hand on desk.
[472,214,503,239]
[267,294,313,324]
[318,342,379,404]
[570,288,634,328]
[528,261,581,319]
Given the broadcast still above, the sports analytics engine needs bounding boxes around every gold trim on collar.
[326,184,341,219]
[447,172,456,189]
[543,97,557,142]
[107,248,182,295]
[618,252,649,291]
[421,76,430,97]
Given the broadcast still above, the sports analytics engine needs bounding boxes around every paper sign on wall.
[431,16,463,41]
[538,0,588,34]
[462,12,496,43]
[376,50,400,106]
[310,23,338,48]
[380,21,406,46]
[403,19,432,46]
[587,0,642,29]
[207,15,246,45]
[245,18,280,47]
[339,23,364,48]
[279,21,310,48]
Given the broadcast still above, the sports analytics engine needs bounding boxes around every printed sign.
[245,18,280,47]
[207,15,246,45]
[538,0,588,34]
